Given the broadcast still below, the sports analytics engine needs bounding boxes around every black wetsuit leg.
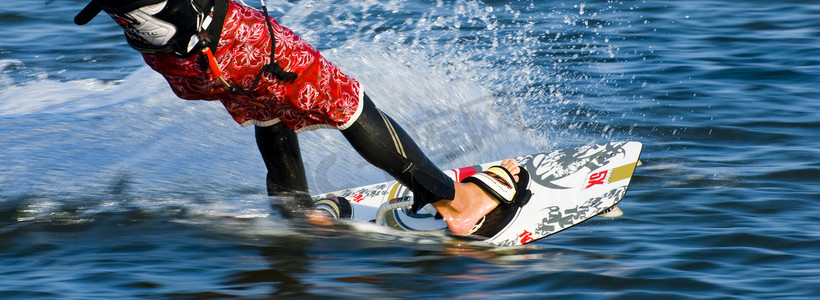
[255,123,312,216]
[341,94,455,212]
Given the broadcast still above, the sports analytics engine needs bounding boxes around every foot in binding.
[313,194,352,219]
[437,159,532,237]
[308,194,352,226]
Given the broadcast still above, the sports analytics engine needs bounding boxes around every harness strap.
[200,0,227,55]
[260,3,297,82]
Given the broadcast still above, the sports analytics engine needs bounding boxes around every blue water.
[2,0,819,298]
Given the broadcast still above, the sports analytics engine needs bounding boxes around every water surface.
[1,0,818,298]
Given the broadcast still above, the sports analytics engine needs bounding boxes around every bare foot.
[433,159,521,235]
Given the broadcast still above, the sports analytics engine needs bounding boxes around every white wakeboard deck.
[311,142,642,247]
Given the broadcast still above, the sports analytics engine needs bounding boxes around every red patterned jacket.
[142,0,362,132]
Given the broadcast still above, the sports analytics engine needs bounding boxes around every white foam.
[0,67,169,117]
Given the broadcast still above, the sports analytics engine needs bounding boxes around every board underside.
[312,142,643,247]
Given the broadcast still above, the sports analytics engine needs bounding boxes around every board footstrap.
[461,166,532,207]
[457,166,533,239]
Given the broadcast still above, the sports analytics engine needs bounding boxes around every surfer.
[74,0,529,235]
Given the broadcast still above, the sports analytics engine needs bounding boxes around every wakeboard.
[311,141,642,247]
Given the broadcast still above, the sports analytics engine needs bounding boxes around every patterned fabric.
[142,0,362,131]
